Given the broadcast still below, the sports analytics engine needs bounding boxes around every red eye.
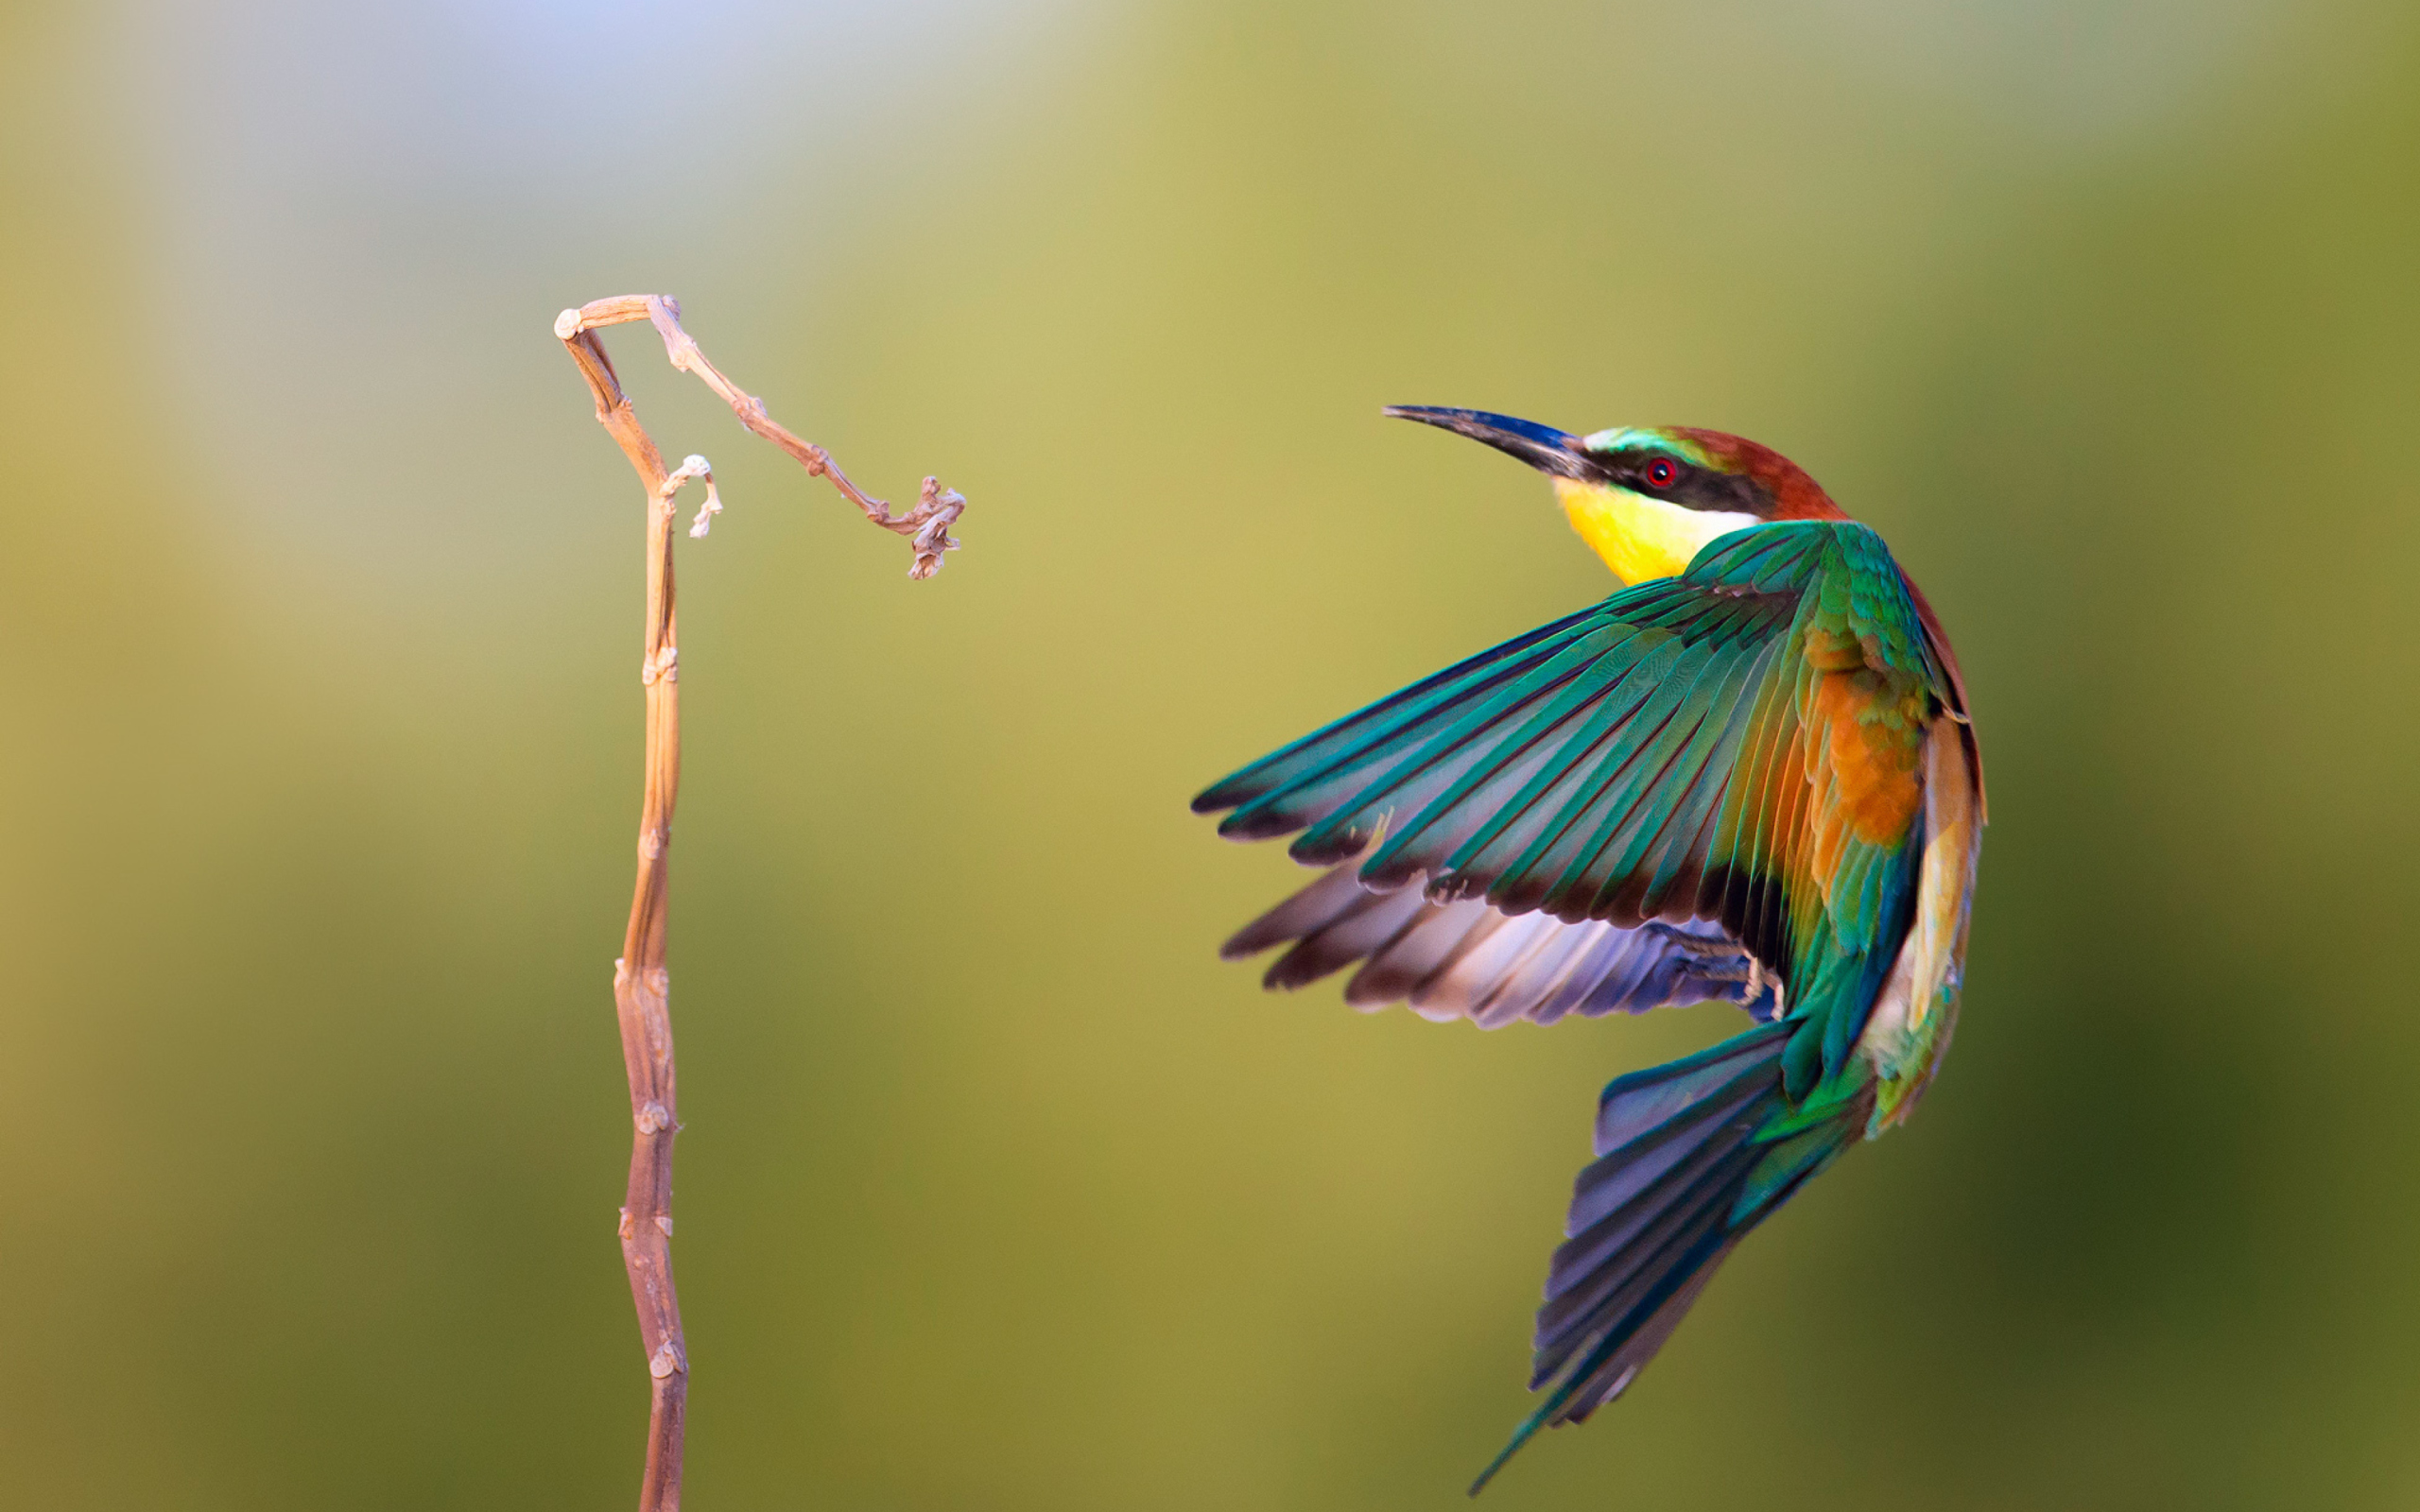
[1644,456,1681,489]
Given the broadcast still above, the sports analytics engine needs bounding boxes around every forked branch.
[556,295,967,576]
[553,294,966,1512]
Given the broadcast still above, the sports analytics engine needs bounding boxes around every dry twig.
[553,294,965,1512]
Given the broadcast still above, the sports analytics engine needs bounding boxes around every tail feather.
[1564,1067,1775,1233]
[1534,1142,1758,1378]
[1469,1232,1737,1496]
[1469,1022,1867,1494]
[1557,1238,1735,1425]
[1591,1024,1791,1151]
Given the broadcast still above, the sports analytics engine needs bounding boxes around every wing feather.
[1220,860,1780,1026]
[1198,521,1957,1057]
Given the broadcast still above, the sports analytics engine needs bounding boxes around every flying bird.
[1192,408,1983,1492]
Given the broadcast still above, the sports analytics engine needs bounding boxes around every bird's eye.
[1643,456,1682,490]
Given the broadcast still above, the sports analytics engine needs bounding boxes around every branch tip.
[560,293,970,574]
[655,454,725,538]
[686,484,723,539]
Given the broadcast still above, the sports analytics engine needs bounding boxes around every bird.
[1191,407,1983,1493]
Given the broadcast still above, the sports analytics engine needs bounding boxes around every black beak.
[1382,406,1597,481]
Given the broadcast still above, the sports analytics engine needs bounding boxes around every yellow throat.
[1553,477,1760,587]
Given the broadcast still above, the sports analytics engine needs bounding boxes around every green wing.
[1195,521,1956,1096]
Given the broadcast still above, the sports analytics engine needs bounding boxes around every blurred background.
[4,0,2416,1506]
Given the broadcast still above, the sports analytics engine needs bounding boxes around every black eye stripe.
[1582,448,1769,516]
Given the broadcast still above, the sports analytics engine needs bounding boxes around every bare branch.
[552,293,968,1512]
[556,295,968,576]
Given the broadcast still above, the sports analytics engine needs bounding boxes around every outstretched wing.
[1195,521,1959,1086]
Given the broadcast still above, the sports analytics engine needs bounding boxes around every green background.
[5,1,2416,1506]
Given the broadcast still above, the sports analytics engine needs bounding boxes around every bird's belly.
[1857,930,1921,1074]
[1858,717,1981,1131]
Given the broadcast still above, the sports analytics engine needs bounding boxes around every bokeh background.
[5,1,2417,1506]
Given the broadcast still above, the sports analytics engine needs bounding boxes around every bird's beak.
[1382,406,1597,481]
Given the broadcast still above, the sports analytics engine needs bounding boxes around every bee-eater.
[1192,408,1983,1492]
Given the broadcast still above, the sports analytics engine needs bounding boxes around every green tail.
[1470,1022,1870,1494]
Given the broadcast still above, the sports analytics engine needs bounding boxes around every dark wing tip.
[1192,775,1254,815]
[1218,809,1306,843]
[1288,828,1372,867]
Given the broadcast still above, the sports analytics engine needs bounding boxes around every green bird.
[1192,408,1984,1492]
